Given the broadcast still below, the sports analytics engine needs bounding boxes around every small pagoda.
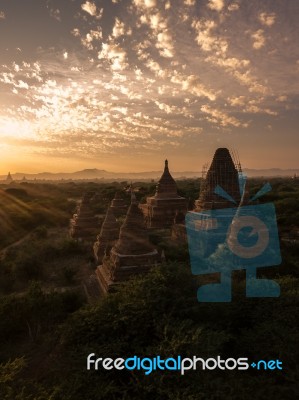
[6,172,13,183]
[96,196,160,294]
[194,148,241,211]
[110,191,128,217]
[93,206,120,263]
[70,192,99,240]
[141,160,187,228]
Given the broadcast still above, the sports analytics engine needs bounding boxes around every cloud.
[228,3,239,11]
[50,9,61,22]
[134,0,157,9]
[251,29,265,49]
[228,96,246,106]
[259,12,276,27]
[205,56,249,69]
[276,95,287,102]
[81,1,103,19]
[155,101,177,114]
[81,29,102,50]
[233,70,266,93]
[0,11,5,19]
[156,31,174,58]
[192,19,227,55]
[112,18,131,39]
[201,105,247,127]
[16,80,29,90]
[184,0,196,5]
[98,43,128,71]
[191,17,264,94]
[171,72,217,101]
[139,11,174,58]
[207,0,225,12]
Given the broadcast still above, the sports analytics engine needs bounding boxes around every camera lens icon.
[227,216,269,259]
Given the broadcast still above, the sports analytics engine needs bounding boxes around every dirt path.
[0,231,34,260]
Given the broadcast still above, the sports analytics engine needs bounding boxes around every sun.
[0,117,36,140]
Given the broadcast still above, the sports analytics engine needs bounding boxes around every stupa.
[110,191,128,217]
[70,192,99,240]
[194,148,241,211]
[96,197,160,294]
[141,160,187,228]
[93,206,120,263]
[6,172,13,183]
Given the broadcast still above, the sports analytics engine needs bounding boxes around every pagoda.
[194,148,241,211]
[70,192,99,240]
[110,191,128,217]
[141,160,187,228]
[93,206,120,263]
[96,197,160,294]
[6,172,13,183]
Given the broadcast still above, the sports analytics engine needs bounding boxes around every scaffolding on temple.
[194,148,243,212]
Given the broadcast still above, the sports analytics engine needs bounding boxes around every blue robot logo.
[186,180,281,302]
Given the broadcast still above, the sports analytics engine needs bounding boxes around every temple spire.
[131,186,137,204]
[93,206,119,262]
[110,191,128,217]
[195,147,241,211]
[140,159,187,228]
[155,159,177,198]
[70,192,99,240]
[6,172,13,182]
[114,201,153,255]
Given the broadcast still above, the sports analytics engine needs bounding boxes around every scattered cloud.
[81,1,103,19]
[134,0,157,9]
[112,18,126,38]
[201,105,248,127]
[259,12,276,27]
[0,0,296,167]
[184,0,196,5]
[49,9,61,22]
[251,29,265,49]
[207,0,225,12]
[228,3,239,12]
[98,43,128,70]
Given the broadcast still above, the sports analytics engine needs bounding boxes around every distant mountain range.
[1,168,298,182]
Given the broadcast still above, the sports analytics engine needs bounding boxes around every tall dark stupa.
[194,148,241,211]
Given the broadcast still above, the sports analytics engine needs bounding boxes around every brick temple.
[96,197,160,294]
[70,192,99,240]
[141,160,187,228]
[194,147,241,211]
[110,191,128,217]
[172,147,242,241]
[93,205,120,263]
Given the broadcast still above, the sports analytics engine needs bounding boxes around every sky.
[0,0,298,173]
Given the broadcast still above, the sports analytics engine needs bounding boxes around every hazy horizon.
[0,0,298,173]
